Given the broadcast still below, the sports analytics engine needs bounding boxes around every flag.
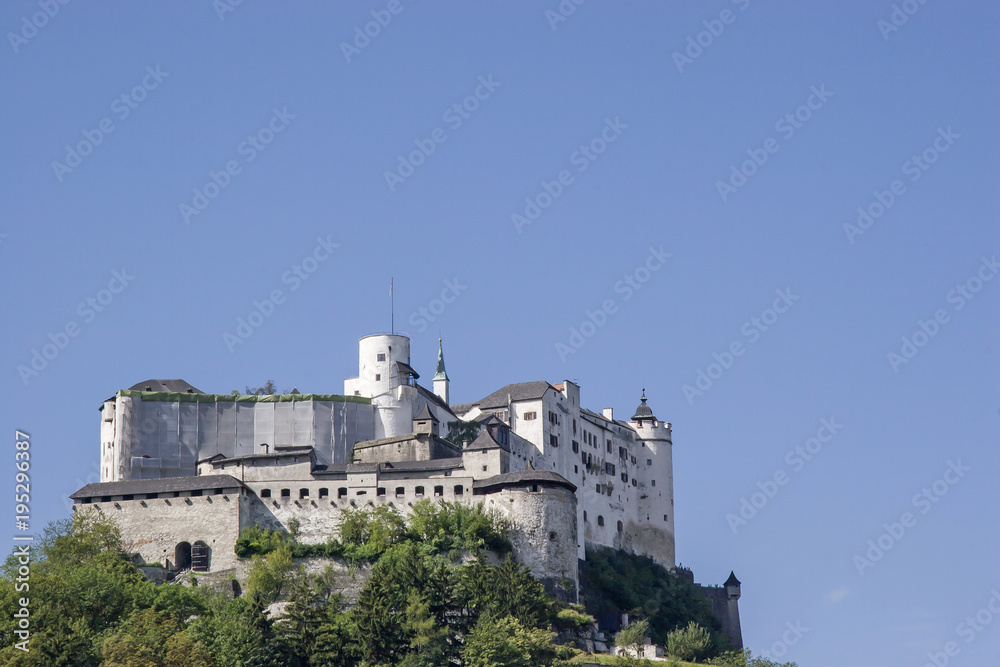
[389,278,393,296]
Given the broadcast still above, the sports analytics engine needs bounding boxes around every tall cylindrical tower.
[629,392,675,568]
[344,334,415,438]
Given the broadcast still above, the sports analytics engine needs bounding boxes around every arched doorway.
[192,541,210,572]
[174,542,191,570]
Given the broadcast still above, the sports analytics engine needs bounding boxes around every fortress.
[71,332,742,645]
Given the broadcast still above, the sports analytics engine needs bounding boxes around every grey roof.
[476,381,554,410]
[414,403,437,422]
[433,339,449,381]
[395,361,420,380]
[415,384,457,418]
[465,429,508,452]
[315,458,463,476]
[473,470,576,493]
[128,379,204,393]
[71,474,242,500]
[632,391,655,420]
[198,446,315,465]
[725,571,741,587]
[449,402,478,416]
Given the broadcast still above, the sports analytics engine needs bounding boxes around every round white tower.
[629,391,675,568]
[344,334,417,439]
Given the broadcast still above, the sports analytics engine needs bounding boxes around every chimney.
[603,407,613,421]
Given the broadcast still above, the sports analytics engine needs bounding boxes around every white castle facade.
[73,333,703,611]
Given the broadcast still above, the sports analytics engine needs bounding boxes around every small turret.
[632,388,655,424]
[433,338,450,404]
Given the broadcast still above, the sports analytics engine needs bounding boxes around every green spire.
[433,338,449,381]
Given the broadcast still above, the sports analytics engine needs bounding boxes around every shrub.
[667,621,712,662]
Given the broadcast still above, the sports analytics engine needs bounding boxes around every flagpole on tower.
[390,277,394,334]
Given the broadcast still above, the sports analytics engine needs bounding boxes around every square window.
[651,479,656,487]
[377,353,386,361]
[375,374,381,381]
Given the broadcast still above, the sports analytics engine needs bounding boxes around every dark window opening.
[319,488,329,498]
[597,516,605,527]
[377,487,386,496]
[299,488,309,499]
[281,489,291,498]
[192,541,210,572]
[415,486,425,496]
[337,488,348,498]
[434,485,444,497]
[454,485,464,495]
[396,487,405,496]
[617,520,623,533]
[260,489,272,498]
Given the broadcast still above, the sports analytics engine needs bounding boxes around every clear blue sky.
[2,1,997,664]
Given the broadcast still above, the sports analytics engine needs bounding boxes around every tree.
[245,545,300,604]
[230,380,284,396]
[446,419,480,445]
[668,621,713,662]
[461,614,557,667]
[614,618,649,665]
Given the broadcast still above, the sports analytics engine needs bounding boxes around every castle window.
[597,515,605,527]
[215,488,224,495]
[583,511,587,521]
[319,488,329,498]
[482,465,488,472]
[145,493,158,500]
[631,456,637,464]
[396,487,405,496]
[572,440,579,453]
[619,447,627,460]
[632,478,638,487]
[434,485,444,497]
[415,486,425,496]
[377,353,386,361]
[260,489,271,498]
[299,488,309,499]
[606,441,612,453]
[549,434,558,447]
[356,490,366,496]
[621,473,628,483]
[377,487,386,496]
[573,419,576,434]
[375,374,381,381]
[664,514,669,522]
[574,465,578,474]
[529,484,539,493]
[647,459,652,466]
[651,479,656,487]
[617,520,623,533]
[122,495,134,501]
[337,488,347,498]
[596,484,602,493]
[454,485,463,495]
[549,531,557,541]
[524,411,536,420]
[281,489,291,498]
[354,390,360,396]
[548,411,558,425]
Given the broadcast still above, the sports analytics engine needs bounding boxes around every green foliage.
[462,614,558,667]
[231,379,284,395]
[245,545,301,604]
[580,546,727,653]
[667,622,713,662]
[338,504,407,562]
[446,419,481,445]
[408,499,512,554]
[554,604,595,630]
[708,648,798,667]
[615,618,650,666]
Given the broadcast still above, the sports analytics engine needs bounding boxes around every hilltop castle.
[71,333,741,645]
